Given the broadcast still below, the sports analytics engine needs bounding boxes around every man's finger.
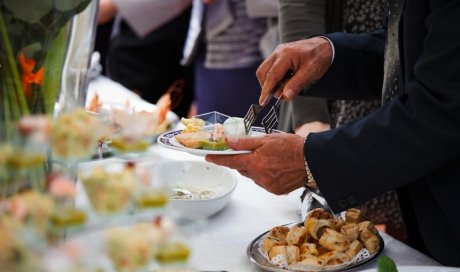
[225,136,264,151]
[281,68,312,100]
[259,59,293,104]
[238,170,252,180]
[256,55,276,88]
[283,63,318,100]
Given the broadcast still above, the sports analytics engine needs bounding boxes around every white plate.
[360,266,460,272]
[157,127,275,156]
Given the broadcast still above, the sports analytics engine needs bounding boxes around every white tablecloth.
[150,146,440,272]
[86,76,445,271]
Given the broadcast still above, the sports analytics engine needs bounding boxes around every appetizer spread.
[6,191,54,234]
[0,216,41,271]
[51,109,104,160]
[88,92,173,153]
[260,208,381,270]
[105,219,190,270]
[80,166,137,215]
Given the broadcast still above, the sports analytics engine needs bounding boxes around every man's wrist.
[316,35,335,65]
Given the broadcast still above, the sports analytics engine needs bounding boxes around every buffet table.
[86,76,445,271]
[151,146,441,272]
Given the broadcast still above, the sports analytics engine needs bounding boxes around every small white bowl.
[152,160,237,219]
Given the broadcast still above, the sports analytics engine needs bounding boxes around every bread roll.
[268,245,300,265]
[319,228,350,252]
[286,226,307,246]
[269,226,289,240]
[262,236,285,253]
[319,251,350,265]
[299,243,319,258]
[305,218,333,240]
[358,221,378,234]
[341,223,359,242]
[293,254,322,266]
[345,240,363,259]
[345,208,366,223]
[363,234,380,254]
[305,208,333,222]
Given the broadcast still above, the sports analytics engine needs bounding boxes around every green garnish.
[377,256,398,272]
[200,139,229,150]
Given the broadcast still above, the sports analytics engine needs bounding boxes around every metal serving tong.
[243,70,294,134]
[301,184,339,220]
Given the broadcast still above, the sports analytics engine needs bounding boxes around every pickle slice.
[200,139,229,150]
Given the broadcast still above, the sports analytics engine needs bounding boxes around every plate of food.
[157,111,280,156]
[247,208,384,272]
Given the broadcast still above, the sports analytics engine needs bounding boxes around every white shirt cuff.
[317,35,335,65]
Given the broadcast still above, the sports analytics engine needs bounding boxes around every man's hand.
[256,37,333,104]
[295,121,331,137]
[205,133,307,195]
[98,0,117,24]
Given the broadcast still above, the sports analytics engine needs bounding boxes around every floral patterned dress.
[330,0,406,241]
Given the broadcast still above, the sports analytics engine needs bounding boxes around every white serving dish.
[152,160,238,219]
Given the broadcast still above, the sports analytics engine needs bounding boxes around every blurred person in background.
[182,0,278,119]
[277,0,331,136]
[98,0,194,117]
[277,0,406,242]
[94,10,113,76]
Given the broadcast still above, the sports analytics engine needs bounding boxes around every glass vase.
[0,0,99,142]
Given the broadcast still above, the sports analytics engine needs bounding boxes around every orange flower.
[18,53,44,97]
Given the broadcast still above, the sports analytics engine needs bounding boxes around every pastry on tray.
[260,208,382,270]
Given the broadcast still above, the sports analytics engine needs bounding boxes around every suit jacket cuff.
[315,35,335,65]
[304,131,359,212]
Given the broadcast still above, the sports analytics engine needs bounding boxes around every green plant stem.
[0,12,29,115]
[43,25,69,113]
[2,88,12,140]
[6,76,21,118]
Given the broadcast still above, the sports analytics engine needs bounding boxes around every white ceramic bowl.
[152,160,237,219]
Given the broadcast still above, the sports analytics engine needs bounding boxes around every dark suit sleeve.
[305,1,460,212]
[304,29,386,100]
